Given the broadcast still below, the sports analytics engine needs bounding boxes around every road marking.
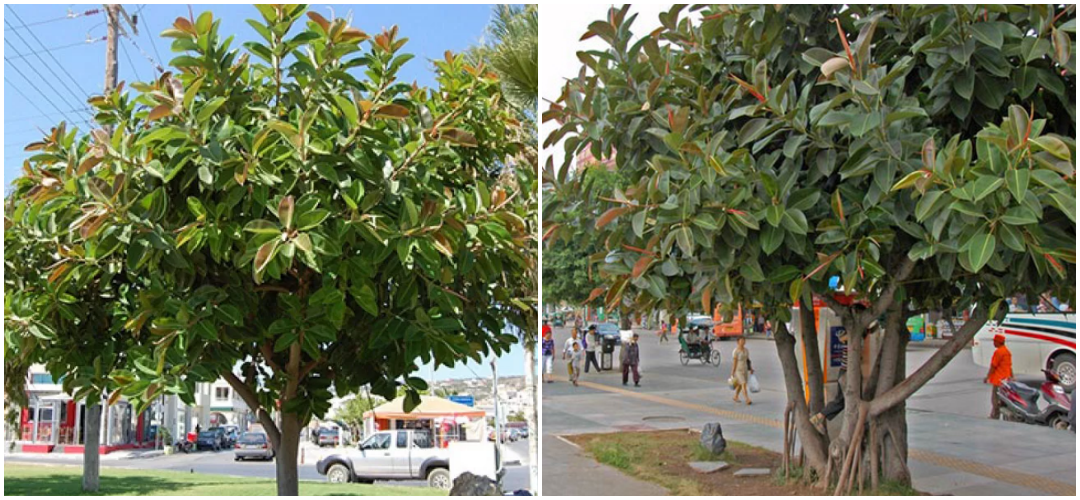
[556,375,1075,496]
[554,434,582,450]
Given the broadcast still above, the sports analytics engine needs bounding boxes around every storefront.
[15,393,156,454]
[363,396,486,447]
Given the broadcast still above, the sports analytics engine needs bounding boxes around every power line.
[135,5,164,70]
[4,36,106,61]
[2,8,102,31]
[2,63,81,126]
[120,37,142,82]
[122,33,165,75]
[6,6,95,100]
[2,29,89,115]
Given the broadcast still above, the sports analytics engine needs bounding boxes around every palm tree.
[469,5,538,493]
[471,5,538,122]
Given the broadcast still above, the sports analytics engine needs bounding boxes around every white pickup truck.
[315,430,451,490]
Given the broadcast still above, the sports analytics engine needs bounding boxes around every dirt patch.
[565,429,823,496]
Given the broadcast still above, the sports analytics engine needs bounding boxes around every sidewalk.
[543,371,1075,496]
[4,447,164,461]
[542,434,667,496]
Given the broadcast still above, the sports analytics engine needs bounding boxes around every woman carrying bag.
[731,336,754,405]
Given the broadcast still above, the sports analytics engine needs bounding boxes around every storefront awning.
[363,395,486,420]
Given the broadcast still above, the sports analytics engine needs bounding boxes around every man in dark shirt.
[621,333,642,387]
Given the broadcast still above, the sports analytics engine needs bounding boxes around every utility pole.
[104,4,138,94]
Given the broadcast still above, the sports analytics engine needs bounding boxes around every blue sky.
[4,3,525,379]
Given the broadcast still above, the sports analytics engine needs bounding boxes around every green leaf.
[780,209,808,235]
[848,111,881,138]
[187,197,207,218]
[915,190,945,222]
[632,210,646,237]
[216,304,243,326]
[1049,193,1076,223]
[295,209,330,231]
[970,22,1003,49]
[196,97,226,123]
[997,224,1025,251]
[1030,136,1071,162]
[789,279,804,305]
[332,94,359,128]
[1030,169,1071,196]
[766,204,784,227]
[244,219,280,234]
[966,232,995,272]
[278,196,295,230]
[1001,206,1038,225]
[760,224,783,255]
[1005,168,1029,202]
[675,226,694,256]
[351,283,379,316]
[970,176,1004,202]
[818,111,853,127]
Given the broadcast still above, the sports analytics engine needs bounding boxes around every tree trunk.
[799,300,825,414]
[524,339,538,492]
[879,319,910,484]
[276,411,301,496]
[82,402,101,492]
[772,321,830,478]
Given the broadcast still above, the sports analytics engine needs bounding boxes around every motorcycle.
[996,369,1072,430]
[174,438,194,453]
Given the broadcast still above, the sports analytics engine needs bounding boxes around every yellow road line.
[555,376,1075,496]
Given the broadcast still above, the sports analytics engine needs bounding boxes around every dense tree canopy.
[6,5,535,495]
[544,4,1074,491]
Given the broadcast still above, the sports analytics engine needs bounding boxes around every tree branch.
[221,370,281,447]
[254,284,292,294]
[869,305,989,417]
[259,342,283,374]
[861,256,916,324]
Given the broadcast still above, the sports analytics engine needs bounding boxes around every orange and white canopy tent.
[363,395,485,421]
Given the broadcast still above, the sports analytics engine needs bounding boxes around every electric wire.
[6,7,95,104]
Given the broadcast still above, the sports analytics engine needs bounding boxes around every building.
[363,396,486,446]
[11,365,248,454]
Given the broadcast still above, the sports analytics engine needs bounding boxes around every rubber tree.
[4,124,148,492]
[19,6,533,496]
[543,4,1074,491]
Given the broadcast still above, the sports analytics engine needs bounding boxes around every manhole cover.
[642,415,685,423]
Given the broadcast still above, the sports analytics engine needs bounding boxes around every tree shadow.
[5,473,230,496]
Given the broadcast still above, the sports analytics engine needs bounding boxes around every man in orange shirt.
[984,334,1013,419]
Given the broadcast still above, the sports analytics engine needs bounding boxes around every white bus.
[973,309,1076,391]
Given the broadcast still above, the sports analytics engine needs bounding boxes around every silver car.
[234,432,274,461]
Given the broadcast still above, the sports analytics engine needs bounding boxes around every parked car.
[208,427,232,447]
[316,430,451,490]
[234,431,274,461]
[318,427,341,447]
[508,428,522,442]
[594,322,621,344]
[196,430,224,451]
[221,425,240,446]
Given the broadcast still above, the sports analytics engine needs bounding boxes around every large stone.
[733,468,771,477]
[700,422,727,455]
[689,461,730,473]
[449,472,501,496]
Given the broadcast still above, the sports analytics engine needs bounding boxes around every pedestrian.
[659,320,670,343]
[584,325,601,373]
[567,342,583,386]
[542,318,552,339]
[542,329,555,384]
[731,336,753,405]
[563,328,582,358]
[984,333,1013,419]
[764,320,773,339]
[574,314,583,332]
[621,333,642,387]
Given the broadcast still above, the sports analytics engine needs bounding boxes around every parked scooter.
[174,438,194,453]
[996,369,1072,430]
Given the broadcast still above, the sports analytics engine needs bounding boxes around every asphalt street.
[6,438,531,492]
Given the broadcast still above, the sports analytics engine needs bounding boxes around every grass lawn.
[3,464,444,496]
[567,429,821,496]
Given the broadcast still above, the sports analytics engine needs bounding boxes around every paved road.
[543,326,1075,496]
[7,438,531,492]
